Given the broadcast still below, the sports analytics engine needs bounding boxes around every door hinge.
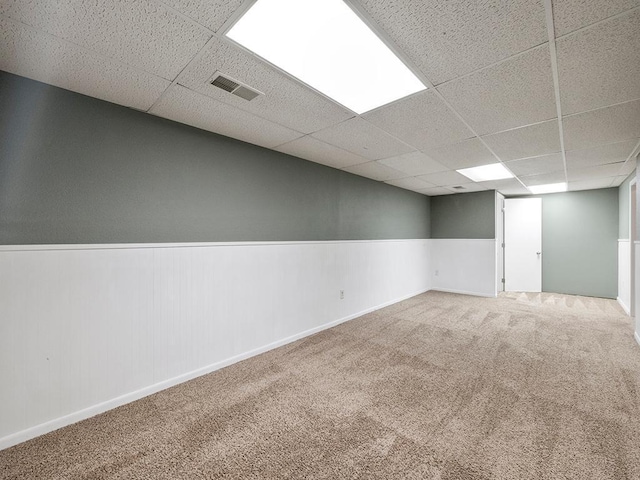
[501,278,505,283]
[501,243,505,248]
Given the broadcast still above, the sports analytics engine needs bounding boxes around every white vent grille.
[209,72,263,101]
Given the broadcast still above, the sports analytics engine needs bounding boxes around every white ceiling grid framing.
[0,0,638,196]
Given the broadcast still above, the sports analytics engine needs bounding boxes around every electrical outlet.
[340,290,344,299]
[435,270,439,276]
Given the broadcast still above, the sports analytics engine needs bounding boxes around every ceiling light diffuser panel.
[456,163,514,182]
[528,183,568,194]
[226,0,426,114]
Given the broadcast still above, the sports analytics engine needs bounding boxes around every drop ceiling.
[0,0,638,197]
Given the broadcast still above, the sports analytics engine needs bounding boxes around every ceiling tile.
[505,153,565,177]
[568,178,616,191]
[519,171,567,186]
[311,117,414,161]
[0,15,170,110]
[362,91,473,150]
[159,0,244,32]
[341,161,407,182]
[384,177,435,192]
[377,151,448,176]
[275,136,368,170]
[552,0,640,36]
[357,0,547,84]
[437,46,557,135]
[150,84,302,148]
[566,139,639,169]
[445,183,490,193]
[563,100,640,150]
[479,178,530,195]
[610,174,633,187]
[421,138,496,170]
[567,162,628,181]
[417,170,471,187]
[0,0,211,80]
[177,37,354,134]
[418,186,455,196]
[557,9,640,115]
[482,120,561,161]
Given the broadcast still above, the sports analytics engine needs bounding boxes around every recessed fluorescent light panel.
[456,163,514,182]
[528,183,568,194]
[226,0,426,114]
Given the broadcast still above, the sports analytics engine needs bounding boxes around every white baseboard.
[431,287,496,298]
[0,287,429,451]
[635,331,640,348]
[617,297,631,316]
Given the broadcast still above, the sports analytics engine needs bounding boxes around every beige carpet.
[2,291,640,479]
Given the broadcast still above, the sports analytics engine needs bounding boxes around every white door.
[504,198,542,292]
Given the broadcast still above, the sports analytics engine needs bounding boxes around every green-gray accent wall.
[537,189,618,298]
[430,190,495,239]
[618,171,635,239]
[0,72,430,244]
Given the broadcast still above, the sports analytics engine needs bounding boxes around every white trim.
[431,287,496,298]
[617,297,631,315]
[0,286,429,451]
[619,239,631,243]
[635,331,640,348]
[0,238,428,252]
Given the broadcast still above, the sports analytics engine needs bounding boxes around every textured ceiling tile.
[552,0,640,36]
[566,139,639,169]
[384,177,435,192]
[0,16,170,110]
[362,91,473,150]
[421,138,496,170]
[478,178,530,195]
[505,153,565,177]
[418,186,455,196]
[567,162,627,181]
[437,46,557,135]
[557,10,640,115]
[445,183,489,193]
[178,37,354,134]
[358,0,547,84]
[416,170,471,187]
[311,117,414,161]
[482,120,561,161]
[519,171,567,186]
[341,161,407,182]
[563,100,640,150]
[150,85,302,148]
[0,0,211,80]
[568,178,616,191]
[275,136,368,170]
[610,174,633,187]
[377,152,448,176]
[158,0,244,32]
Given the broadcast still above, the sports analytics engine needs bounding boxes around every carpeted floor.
[2,291,640,479]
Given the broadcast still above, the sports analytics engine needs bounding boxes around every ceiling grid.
[0,0,637,196]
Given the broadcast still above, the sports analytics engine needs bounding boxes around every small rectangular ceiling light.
[225,0,426,114]
[457,163,514,182]
[528,182,568,194]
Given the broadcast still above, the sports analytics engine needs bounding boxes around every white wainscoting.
[0,239,430,449]
[618,239,631,315]
[429,239,497,298]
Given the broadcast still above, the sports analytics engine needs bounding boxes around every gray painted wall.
[0,72,430,244]
[430,190,495,239]
[536,189,618,298]
[619,171,635,239]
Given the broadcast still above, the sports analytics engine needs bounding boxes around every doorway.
[504,198,542,292]
[631,180,636,318]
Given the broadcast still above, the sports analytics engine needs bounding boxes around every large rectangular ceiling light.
[528,183,567,194]
[457,163,514,183]
[226,0,426,114]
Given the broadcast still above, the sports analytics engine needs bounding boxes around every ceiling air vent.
[209,72,263,101]
[452,186,466,190]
